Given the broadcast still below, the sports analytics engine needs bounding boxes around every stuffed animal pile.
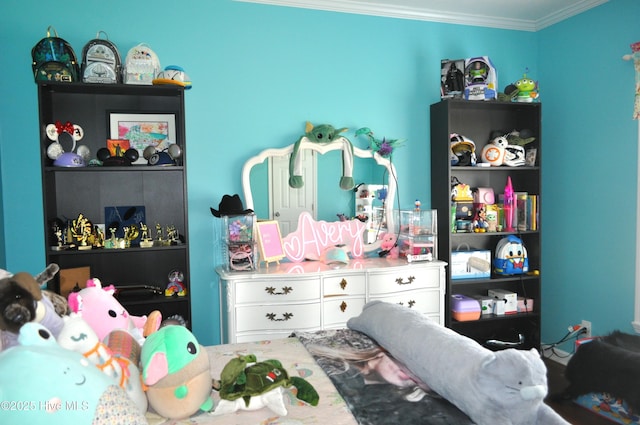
[0,267,323,422]
[0,267,210,422]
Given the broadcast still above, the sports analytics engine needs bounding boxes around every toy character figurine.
[514,73,539,102]
[289,122,354,190]
[472,204,489,232]
[165,270,187,297]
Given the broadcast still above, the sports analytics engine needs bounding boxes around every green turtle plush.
[289,121,354,190]
[212,354,319,416]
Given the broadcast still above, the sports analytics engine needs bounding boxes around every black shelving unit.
[37,82,191,326]
[430,99,541,350]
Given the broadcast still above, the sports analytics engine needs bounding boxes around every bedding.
[297,329,475,425]
[145,335,357,425]
[144,329,475,425]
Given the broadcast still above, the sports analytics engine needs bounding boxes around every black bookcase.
[37,82,191,326]
[430,99,541,350]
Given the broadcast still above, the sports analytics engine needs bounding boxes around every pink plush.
[68,278,147,342]
[379,232,399,259]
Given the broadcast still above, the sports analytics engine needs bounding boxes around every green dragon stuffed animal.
[213,354,319,416]
[289,121,354,190]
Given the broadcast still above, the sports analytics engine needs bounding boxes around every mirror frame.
[242,137,397,252]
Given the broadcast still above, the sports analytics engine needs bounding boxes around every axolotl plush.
[0,322,146,425]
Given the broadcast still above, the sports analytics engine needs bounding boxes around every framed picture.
[109,113,176,164]
[256,220,285,265]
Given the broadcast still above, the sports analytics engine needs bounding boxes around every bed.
[145,328,473,425]
[1,301,568,425]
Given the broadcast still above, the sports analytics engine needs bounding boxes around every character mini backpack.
[493,235,529,275]
[123,43,161,85]
[81,31,122,84]
[31,25,79,82]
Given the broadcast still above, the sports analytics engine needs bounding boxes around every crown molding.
[234,0,609,32]
[534,0,608,30]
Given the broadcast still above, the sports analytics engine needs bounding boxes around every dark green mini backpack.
[32,26,79,83]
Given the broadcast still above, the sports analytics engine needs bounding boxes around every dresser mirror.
[242,138,396,251]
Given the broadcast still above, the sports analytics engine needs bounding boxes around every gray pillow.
[347,301,569,425]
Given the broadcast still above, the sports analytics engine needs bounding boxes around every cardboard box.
[463,56,497,101]
[441,59,465,99]
[517,296,534,313]
[488,289,517,314]
[451,249,491,279]
[451,294,481,321]
[474,295,494,315]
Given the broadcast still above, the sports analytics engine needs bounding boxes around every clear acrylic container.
[222,214,257,271]
[396,209,437,262]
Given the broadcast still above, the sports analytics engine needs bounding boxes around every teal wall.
[0,0,637,347]
[538,0,640,350]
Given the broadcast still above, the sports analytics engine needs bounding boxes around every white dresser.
[217,258,446,343]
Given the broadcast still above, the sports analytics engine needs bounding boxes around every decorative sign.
[282,212,366,263]
[256,220,285,265]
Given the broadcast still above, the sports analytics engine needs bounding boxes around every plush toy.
[67,278,151,344]
[0,322,146,425]
[379,232,399,259]
[0,264,66,351]
[289,121,354,190]
[212,354,319,416]
[57,313,148,413]
[140,324,214,419]
[348,301,571,425]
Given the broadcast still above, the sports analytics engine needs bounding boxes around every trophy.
[123,224,139,248]
[139,222,153,248]
[71,213,92,250]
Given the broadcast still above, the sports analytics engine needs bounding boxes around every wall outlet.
[581,320,592,338]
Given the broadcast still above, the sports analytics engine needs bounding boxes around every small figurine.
[154,223,164,247]
[514,73,539,103]
[165,270,187,297]
[472,204,489,232]
[139,222,153,248]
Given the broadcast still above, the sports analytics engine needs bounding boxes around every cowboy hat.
[210,194,253,218]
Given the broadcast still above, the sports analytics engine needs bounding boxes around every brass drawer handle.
[265,286,293,295]
[266,312,294,321]
[398,300,416,308]
[340,301,347,312]
[395,276,415,285]
[340,278,348,290]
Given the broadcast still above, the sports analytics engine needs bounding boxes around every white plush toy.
[57,313,148,413]
[348,301,570,425]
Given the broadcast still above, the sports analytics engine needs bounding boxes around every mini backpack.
[493,235,529,275]
[123,43,161,85]
[81,31,122,84]
[31,26,79,83]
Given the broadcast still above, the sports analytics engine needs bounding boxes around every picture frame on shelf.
[59,266,91,298]
[109,112,176,164]
[256,220,285,266]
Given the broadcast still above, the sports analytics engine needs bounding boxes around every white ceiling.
[235,0,609,31]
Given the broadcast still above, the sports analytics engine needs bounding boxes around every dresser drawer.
[233,278,321,304]
[368,266,440,295]
[323,274,366,296]
[323,296,366,327]
[369,288,440,315]
[235,302,321,333]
